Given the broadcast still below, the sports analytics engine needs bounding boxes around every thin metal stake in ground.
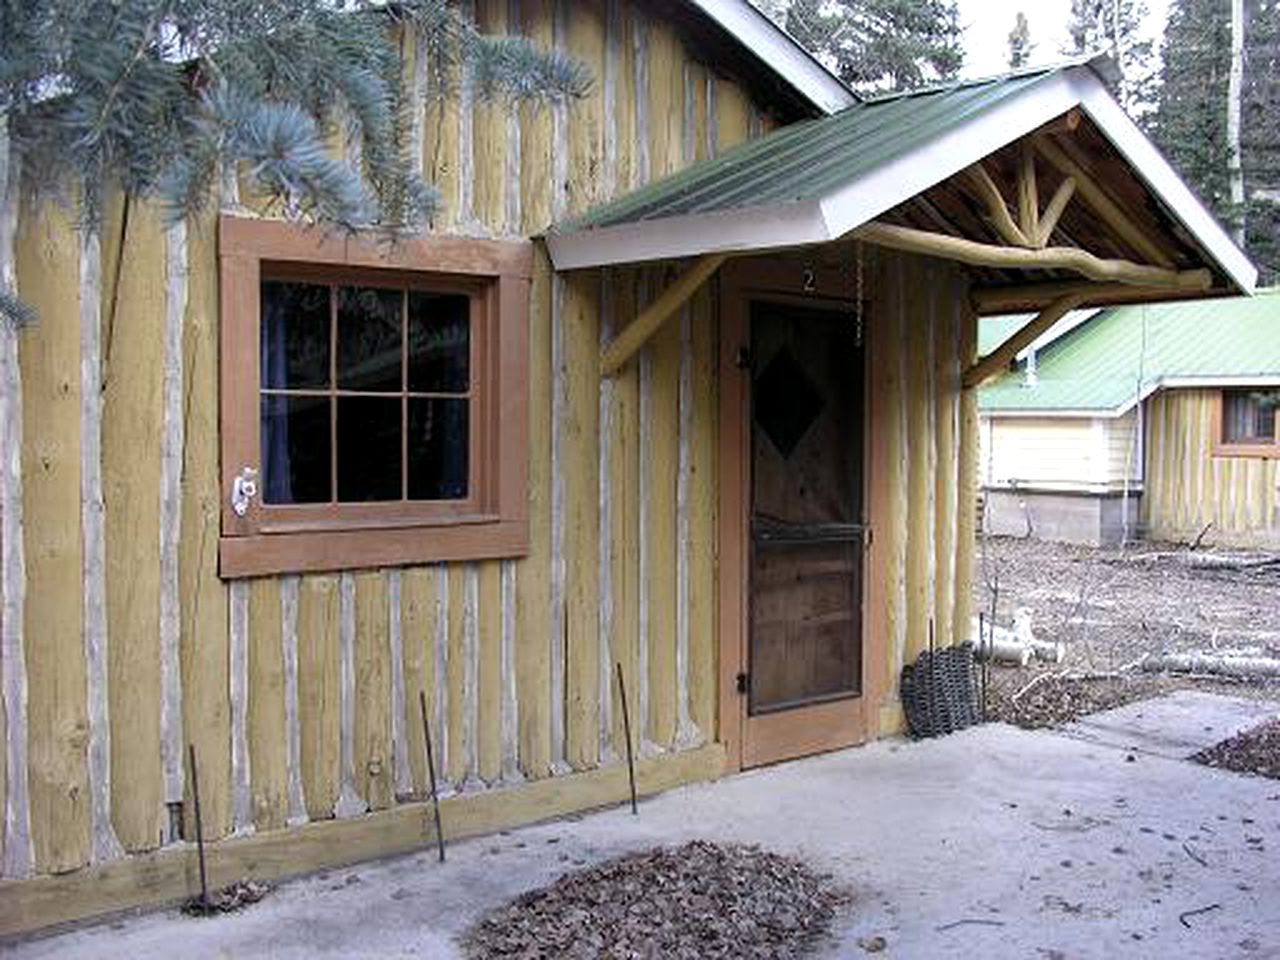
[418,690,446,863]
[188,743,209,910]
[616,663,638,815]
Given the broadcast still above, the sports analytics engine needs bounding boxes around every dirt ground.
[971,536,1280,731]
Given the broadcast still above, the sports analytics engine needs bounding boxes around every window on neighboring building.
[1216,388,1280,458]
[219,217,531,578]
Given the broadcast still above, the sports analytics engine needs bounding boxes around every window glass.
[409,397,469,500]
[408,291,470,393]
[338,286,403,393]
[261,393,331,503]
[261,281,330,389]
[1223,389,1280,444]
[337,396,403,501]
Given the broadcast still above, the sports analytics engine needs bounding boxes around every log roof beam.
[855,221,1212,291]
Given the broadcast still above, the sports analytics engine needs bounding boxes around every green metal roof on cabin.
[554,65,1071,231]
[979,289,1280,414]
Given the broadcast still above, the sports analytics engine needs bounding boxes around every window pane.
[408,291,470,393]
[409,398,469,500]
[262,394,331,503]
[261,281,330,389]
[1223,390,1279,444]
[337,397,402,501]
[337,286,403,392]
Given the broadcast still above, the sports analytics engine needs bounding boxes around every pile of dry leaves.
[462,841,847,959]
[1194,718,1280,780]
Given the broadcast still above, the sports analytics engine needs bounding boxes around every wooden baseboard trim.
[0,744,726,940]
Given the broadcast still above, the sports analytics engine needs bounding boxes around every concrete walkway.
[8,694,1280,959]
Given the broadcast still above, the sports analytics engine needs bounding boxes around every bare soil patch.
[1194,718,1280,780]
[972,537,1280,729]
[462,841,847,960]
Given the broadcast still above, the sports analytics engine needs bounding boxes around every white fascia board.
[1074,69,1258,295]
[817,70,1084,240]
[980,407,1121,419]
[683,0,856,115]
[1112,374,1280,416]
[545,199,831,270]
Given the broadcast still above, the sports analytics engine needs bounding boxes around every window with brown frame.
[219,216,531,578]
[1215,387,1280,459]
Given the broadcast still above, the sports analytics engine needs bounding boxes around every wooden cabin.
[0,0,1256,934]
[980,292,1280,547]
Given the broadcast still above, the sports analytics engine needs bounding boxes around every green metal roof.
[555,64,1069,231]
[979,289,1280,414]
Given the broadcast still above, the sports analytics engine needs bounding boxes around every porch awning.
[545,57,1256,307]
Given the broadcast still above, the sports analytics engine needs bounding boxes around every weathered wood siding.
[1143,390,1280,547]
[0,0,780,904]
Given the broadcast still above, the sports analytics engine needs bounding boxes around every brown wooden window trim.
[218,215,531,578]
[1211,388,1280,460]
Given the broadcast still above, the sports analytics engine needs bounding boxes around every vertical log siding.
[0,1,977,932]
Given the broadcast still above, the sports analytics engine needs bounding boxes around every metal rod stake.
[616,663,638,816]
[418,690,446,863]
[188,743,209,909]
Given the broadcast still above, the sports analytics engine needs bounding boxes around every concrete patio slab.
[7,695,1280,960]
[1059,689,1280,759]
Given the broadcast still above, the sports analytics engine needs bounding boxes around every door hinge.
[736,671,749,695]
[735,347,751,370]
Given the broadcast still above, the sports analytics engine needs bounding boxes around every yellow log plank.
[179,212,232,841]
[933,268,957,648]
[477,561,503,783]
[881,253,908,691]
[0,743,725,938]
[102,195,166,853]
[17,195,91,873]
[473,0,508,232]
[904,255,931,662]
[687,282,717,737]
[515,249,554,779]
[715,77,750,155]
[354,572,393,810]
[567,0,606,217]
[647,19,682,179]
[562,273,601,770]
[518,2,555,234]
[423,76,460,231]
[297,575,340,820]
[646,288,680,748]
[614,2,637,191]
[607,268,641,757]
[953,294,978,643]
[446,564,467,783]
[400,566,437,797]
[247,578,288,832]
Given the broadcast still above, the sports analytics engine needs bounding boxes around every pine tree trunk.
[1228,0,1246,245]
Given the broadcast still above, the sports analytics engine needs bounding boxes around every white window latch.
[231,467,259,517]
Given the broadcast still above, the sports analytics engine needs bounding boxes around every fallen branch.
[1182,841,1208,867]
[972,632,1033,667]
[935,918,1006,932]
[1142,652,1280,680]
[1178,903,1221,929]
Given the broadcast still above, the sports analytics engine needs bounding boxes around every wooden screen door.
[741,299,867,767]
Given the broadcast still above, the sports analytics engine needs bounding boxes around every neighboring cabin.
[979,291,1280,547]
[0,0,1256,935]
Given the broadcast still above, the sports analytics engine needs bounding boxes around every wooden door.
[741,299,866,767]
